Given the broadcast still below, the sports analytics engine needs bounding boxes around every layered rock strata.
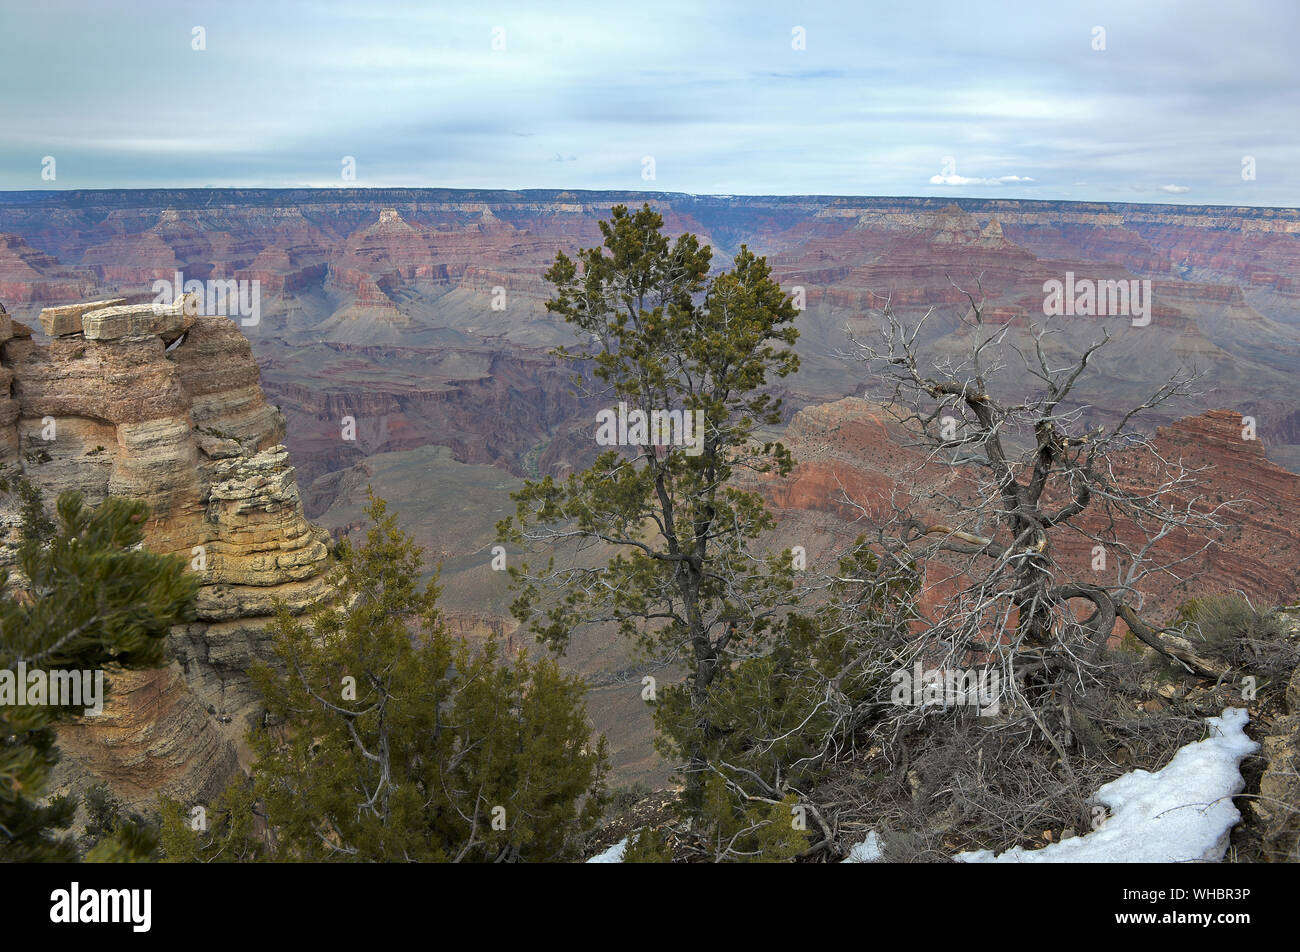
[0,295,333,808]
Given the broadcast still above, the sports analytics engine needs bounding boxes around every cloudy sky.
[1,0,1297,204]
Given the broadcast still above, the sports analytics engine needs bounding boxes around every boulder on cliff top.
[38,297,127,337]
[81,294,195,341]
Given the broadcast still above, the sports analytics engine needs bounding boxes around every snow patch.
[957,707,1257,863]
[841,830,884,863]
[587,837,629,863]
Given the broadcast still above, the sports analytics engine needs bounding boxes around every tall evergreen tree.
[499,204,802,809]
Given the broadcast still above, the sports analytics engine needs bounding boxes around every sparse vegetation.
[163,494,608,863]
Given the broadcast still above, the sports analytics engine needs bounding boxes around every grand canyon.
[5,13,1300,946]
[2,188,1299,806]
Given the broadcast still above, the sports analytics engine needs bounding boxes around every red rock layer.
[757,399,1300,628]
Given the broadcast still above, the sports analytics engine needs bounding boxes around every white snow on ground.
[957,707,1257,863]
[841,830,884,863]
[586,837,629,863]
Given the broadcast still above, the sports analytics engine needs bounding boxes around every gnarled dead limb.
[1115,603,1227,679]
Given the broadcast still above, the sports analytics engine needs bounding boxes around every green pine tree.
[622,826,674,863]
[694,773,809,862]
[158,778,264,863]
[0,479,198,861]
[499,204,802,811]
[167,493,608,862]
[79,783,163,863]
[654,544,914,798]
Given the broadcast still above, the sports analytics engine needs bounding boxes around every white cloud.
[2,0,1298,202]
[1160,183,1191,193]
[929,174,1036,186]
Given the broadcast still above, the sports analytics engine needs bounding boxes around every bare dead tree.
[844,283,1243,762]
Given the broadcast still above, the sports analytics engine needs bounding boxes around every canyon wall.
[0,295,333,808]
[3,190,1300,496]
[3,189,1300,788]
[756,398,1300,617]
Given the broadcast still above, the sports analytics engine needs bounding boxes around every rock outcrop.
[1256,662,1300,861]
[0,295,333,809]
[37,298,127,337]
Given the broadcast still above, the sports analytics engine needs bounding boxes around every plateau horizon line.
[1,186,1297,214]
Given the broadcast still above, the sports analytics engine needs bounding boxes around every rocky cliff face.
[754,398,1300,618]
[0,295,333,808]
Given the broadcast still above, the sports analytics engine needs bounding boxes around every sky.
[1,0,1297,205]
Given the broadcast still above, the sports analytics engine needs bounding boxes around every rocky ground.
[585,619,1300,863]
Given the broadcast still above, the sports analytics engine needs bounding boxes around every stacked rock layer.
[0,295,333,808]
